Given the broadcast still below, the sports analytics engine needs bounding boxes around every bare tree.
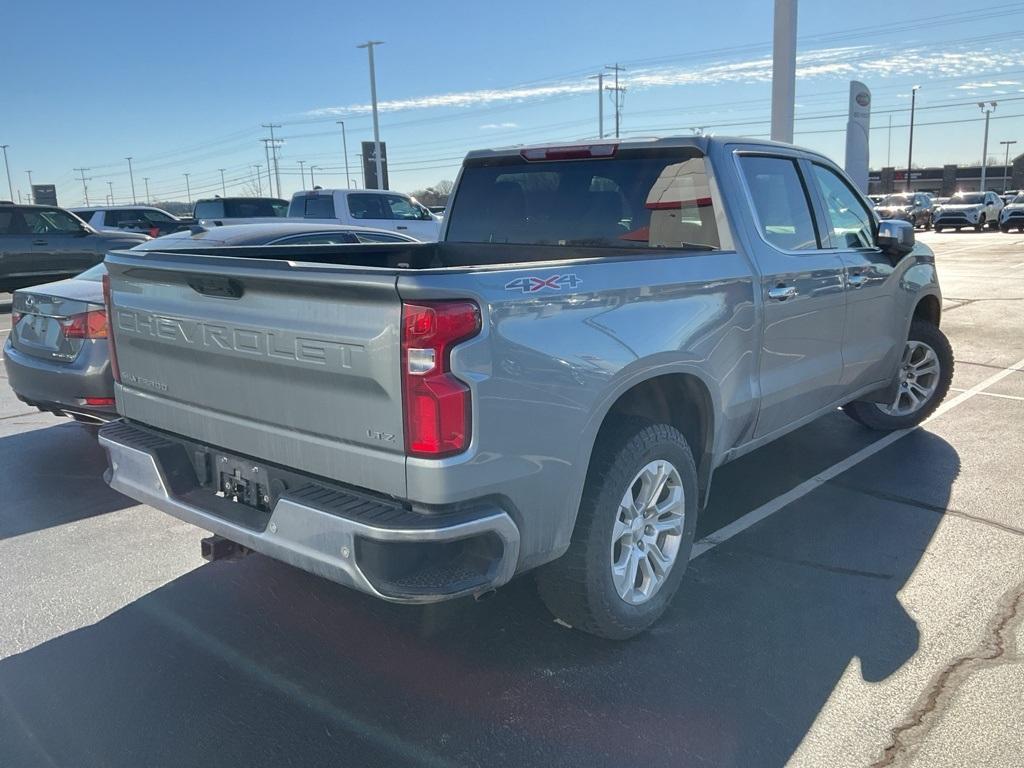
[411,180,455,206]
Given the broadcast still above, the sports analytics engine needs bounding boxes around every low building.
[869,153,1024,195]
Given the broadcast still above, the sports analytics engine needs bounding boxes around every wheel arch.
[913,293,941,327]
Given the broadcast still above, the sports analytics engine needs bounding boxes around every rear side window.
[446,151,721,249]
[223,199,287,218]
[293,195,336,219]
[348,194,391,220]
[194,200,224,219]
[738,155,819,251]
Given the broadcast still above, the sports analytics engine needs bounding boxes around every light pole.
[126,157,137,203]
[0,145,13,201]
[107,180,114,205]
[355,153,364,188]
[906,85,920,191]
[979,101,997,190]
[254,164,263,196]
[298,160,306,191]
[184,173,192,204]
[25,170,33,203]
[1000,140,1017,192]
[309,165,319,188]
[218,168,227,196]
[588,73,604,139]
[336,120,352,188]
[770,0,797,143]
[357,41,385,189]
[143,177,151,204]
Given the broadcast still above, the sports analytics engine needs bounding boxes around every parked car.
[288,188,442,241]
[867,194,884,207]
[193,196,289,226]
[873,192,934,229]
[3,223,415,426]
[99,136,951,639]
[1000,190,1021,205]
[933,191,1004,231]
[71,205,189,238]
[0,202,148,293]
[999,193,1024,232]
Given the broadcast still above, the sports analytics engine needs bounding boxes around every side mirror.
[877,219,915,259]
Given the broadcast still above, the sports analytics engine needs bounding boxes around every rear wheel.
[843,320,953,431]
[974,214,986,232]
[1002,223,1011,233]
[934,225,944,233]
[535,421,698,640]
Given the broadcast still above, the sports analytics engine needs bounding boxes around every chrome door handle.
[396,225,408,230]
[767,285,797,301]
[32,239,48,245]
[847,274,867,288]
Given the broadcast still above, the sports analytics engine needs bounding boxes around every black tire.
[535,420,699,640]
[988,219,1000,230]
[843,320,953,431]
[974,214,985,232]
[955,227,962,232]
[1002,224,1011,233]
[934,225,944,233]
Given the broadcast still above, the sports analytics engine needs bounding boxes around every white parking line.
[950,387,1024,402]
[691,356,1024,558]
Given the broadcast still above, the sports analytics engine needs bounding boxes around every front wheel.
[843,320,953,431]
[934,225,944,233]
[1001,224,1011,233]
[535,421,698,639]
[975,214,986,232]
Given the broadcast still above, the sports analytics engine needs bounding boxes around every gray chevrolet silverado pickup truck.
[98,137,952,638]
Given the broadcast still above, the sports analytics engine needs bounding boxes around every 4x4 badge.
[504,274,582,293]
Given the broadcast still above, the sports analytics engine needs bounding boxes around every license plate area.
[212,455,271,513]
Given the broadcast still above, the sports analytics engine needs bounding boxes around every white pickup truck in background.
[287,188,442,241]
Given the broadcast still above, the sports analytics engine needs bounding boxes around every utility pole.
[337,120,352,188]
[184,172,192,204]
[107,180,114,205]
[979,102,997,190]
[770,0,797,143]
[260,140,274,196]
[254,164,263,196]
[309,165,318,188]
[906,85,920,191]
[262,123,282,197]
[1000,140,1018,192]
[887,114,893,166]
[75,167,91,205]
[357,41,385,189]
[0,145,12,201]
[588,73,605,139]
[218,168,227,196]
[355,153,364,188]
[125,157,137,203]
[605,64,625,138]
[25,170,33,203]
[297,160,306,191]
[143,177,151,204]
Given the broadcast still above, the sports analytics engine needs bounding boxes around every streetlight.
[125,157,137,203]
[309,165,319,188]
[336,120,352,188]
[355,153,365,188]
[0,145,13,201]
[143,177,151,204]
[979,101,997,190]
[999,139,1016,193]
[218,168,227,196]
[25,170,32,203]
[184,172,192,204]
[906,85,920,192]
[298,160,306,191]
[107,180,114,205]
[357,41,385,189]
[253,164,263,196]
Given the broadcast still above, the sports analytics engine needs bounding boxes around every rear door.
[0,208,36,288]
[735,152,847,438]
[806,161,901,393]
[105,249,408,496]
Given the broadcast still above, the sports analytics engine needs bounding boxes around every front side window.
[447,150,721,249]
[810,164,875,249]
[347,194,390,220]
[384,195,421,220]
[738,155,819,251]
[23,209,83,234]
[142,209,175,223]
[194,200,224,219]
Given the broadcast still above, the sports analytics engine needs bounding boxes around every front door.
[806,162,902,393]
[736,153,847,439]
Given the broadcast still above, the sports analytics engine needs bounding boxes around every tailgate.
[105,249,407,497]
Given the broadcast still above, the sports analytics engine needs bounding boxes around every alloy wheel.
[877,340,941,417]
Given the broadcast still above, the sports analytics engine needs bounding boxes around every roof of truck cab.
[465,135,814,160]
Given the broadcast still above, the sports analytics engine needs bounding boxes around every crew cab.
[71,205,189,238]
[287,188,441,241]
[193,196,289,227]
[98,137,952,639]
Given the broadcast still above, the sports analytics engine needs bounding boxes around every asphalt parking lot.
[1,229,1022,768]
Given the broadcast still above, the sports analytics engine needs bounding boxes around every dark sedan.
[873,193,934,229]
[2,222,416,426]
[0,202,149,293]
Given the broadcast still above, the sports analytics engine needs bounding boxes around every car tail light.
[84,397,115,406]
[148,226,160,238]
[60,308,108,339]
[102,274,121,383]
[11,310,22,326]
[520,143,617,161]
[401,300,481,457]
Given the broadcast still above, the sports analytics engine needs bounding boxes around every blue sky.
[3,0,1024,205]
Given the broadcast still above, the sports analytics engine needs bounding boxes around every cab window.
[738,155,819,251]
[810,164,875,249]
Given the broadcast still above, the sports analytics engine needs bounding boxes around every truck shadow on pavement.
[0,424,959,768]
[0,422,133,539]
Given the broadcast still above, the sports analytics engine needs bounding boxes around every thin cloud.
[307,44,1023,118]
[480,122,519,129]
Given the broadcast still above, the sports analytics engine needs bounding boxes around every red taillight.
[84,397,115,406]
[401,300,481,457]
[520,143,617,161]
[102,274,121,383]
[11,310,22,326]
[60,308,108,339]
[148,226,160,238]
